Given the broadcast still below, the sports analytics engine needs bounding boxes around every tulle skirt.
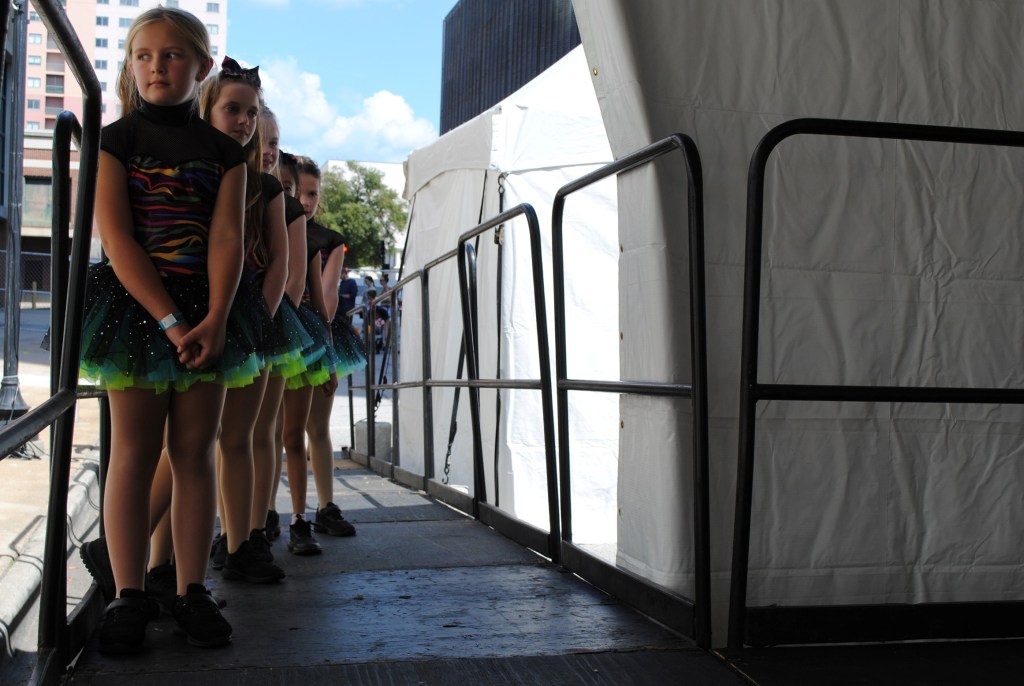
[330,317,367,377]
[263,294,318,382]
[284,301,340,390]
[79,263,264,393]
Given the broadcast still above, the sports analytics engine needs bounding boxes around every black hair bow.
[221,56,261,88]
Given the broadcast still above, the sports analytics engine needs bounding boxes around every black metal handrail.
[455,204,561,560]
[48,112,79,400]
[348,248,481,492]
[551,134,711,648]
[460,241,485,508]
[729,117,1024,652]
[347,268,426,474]
[13,2,102,684]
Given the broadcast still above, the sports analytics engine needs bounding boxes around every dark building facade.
[440,0,581,134]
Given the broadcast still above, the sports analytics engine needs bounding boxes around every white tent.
[571,0,1024,643]
[398,46,620,544]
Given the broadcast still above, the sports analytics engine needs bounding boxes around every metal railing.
[551,134,711,647]
[456,205,561,559]
[0,2,103,684]
[348,268,427,477]
[347,247,467,511]
[348,138,717,630]
[346,205,571,563]
[728,117,1024,652]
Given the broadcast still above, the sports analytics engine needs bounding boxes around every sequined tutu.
[330,317,367,377]
[79,263,264,392]
[284,300,340,390]
[264,294,317,381]
[238,275,275,363]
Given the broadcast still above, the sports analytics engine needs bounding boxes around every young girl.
[79,7,252,652]
[278,154,341,555]
[298,157,366,539]
[253,119,315,543]
[200,60,294,584]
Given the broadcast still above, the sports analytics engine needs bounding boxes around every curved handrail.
[456,203,561,558]
[22,2,102,683]
[49,112,81,398]
[730,117,1024,651]
[551,133,710,647]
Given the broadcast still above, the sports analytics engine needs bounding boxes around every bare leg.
[253,374,285,529]
[306,387,336,508]
[282,385,314,517]
[270,403,284,506]
[105,389,171,594]
[148,444,174,568]
[166,382,226,594]
[217,370,269,552]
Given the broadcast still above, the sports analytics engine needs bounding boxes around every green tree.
[317,162,407,267]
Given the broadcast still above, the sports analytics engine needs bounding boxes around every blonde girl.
[299,158,366,539]
[277,154,340,555]
[200,59,292,584]
[79,7,253,652]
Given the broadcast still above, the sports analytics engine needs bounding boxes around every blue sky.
[226,0,455,164]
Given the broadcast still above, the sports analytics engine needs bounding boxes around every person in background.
[377,272,394,347]
[338,267,358,324]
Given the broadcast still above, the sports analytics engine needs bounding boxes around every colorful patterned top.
[100,101,245,277]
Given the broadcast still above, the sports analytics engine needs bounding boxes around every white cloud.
[259,57,437,164]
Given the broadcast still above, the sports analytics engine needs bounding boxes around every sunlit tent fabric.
[572,0,1024,643]
[399,46,619,544]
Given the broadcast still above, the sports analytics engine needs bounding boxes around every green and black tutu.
[330,317,368,377]
[285,300,339,390]
[79,263,264,392]
[265,294,317,381]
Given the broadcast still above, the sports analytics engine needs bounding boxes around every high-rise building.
[21,0,228,248]
[440,0,579,134]
[24,0,227,130]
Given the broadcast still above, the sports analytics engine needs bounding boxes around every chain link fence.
[0,250,53,308]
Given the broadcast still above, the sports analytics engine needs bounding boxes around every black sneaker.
[98,588,150,655]
[80,537,115,604]
[210,533,228,570]
[145,561,177,616]
[173,583,232,648]
[313,502,356,537]
[222,539,285,583]
[287,516,322,555]
[248,528,276,562]
[264,509,281,540]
